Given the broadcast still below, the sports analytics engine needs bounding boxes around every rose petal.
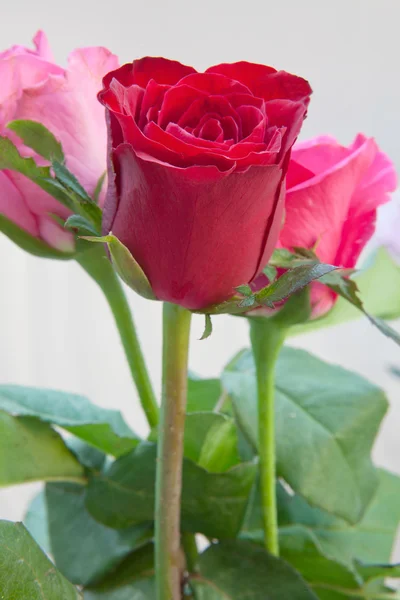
[105,143,282,309]
[131,57,196,88]
[280,136,378,265]
[197,118,224,142]
[158,84,205,129]
[177,95,240,131]
[177,72,252,95]
[0,171,39,237]
[236,105,265,140]
[38,215,75,252]
[139,79,168,128]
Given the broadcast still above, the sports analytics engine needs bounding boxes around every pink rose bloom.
[279,134,397,316]
[0,31,118,251]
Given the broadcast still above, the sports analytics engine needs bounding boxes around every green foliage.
[290,248,400,334]
[23,490,51,555]
[277,469,400,566]
[8,119,65,163]
[183,412,241,472]
[200,314,213,340]
[222,347,387,523]
[45,482,152,586]
[82,235,156,300]
[193,541,318,599]
[0,385,139,457]
[83,544,156,599]
[0,214,74,259]
[187,374,221,412]
[255,263,337,308]
[240,470,400,598]
[0,520,81,599]
[0,411,83,485]
[86,442,256,538]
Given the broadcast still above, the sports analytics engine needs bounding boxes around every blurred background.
[1,0,399,557]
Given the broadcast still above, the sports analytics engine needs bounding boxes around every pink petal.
[38,215,75,252]
[0,171,39,237]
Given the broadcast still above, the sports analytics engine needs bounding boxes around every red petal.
[130,57,196,87]
[177,72,252,95]
[207,62,311,104]
[138,79,168,128]
[106,143,283,309]
[158,84,205,129]
[236,105,265,139]
[177,96,240,131]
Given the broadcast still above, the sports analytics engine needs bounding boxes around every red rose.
[280,135,397,316]
[99,58,311,309]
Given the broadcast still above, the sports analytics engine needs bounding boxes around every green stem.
[250,319,286,556]
[76,245,159,428]
[155,303,192,600]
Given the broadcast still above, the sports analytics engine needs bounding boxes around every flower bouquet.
[0,31,399,600]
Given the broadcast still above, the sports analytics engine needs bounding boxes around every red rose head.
[99,57,312,309]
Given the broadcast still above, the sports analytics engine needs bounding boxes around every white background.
[1,0,400,558]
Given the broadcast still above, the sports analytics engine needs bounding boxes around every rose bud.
[0,31,118,252]
[99,58,312,310]
[279,135,397,317]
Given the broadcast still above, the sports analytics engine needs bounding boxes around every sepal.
[82,234,157,300]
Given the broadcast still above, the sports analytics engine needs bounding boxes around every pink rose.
[0,31,118,251]
[279,134,397,316]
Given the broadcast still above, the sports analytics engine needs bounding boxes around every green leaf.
[187,373,221,412]
[356,562,400,583]
[222,347,387,523]
[243,486,400,599]
[8,119,65,163]
[263,264,278,283]
[86,442,256,538]
[278,526,362,588]
[46,482,152,587]
[194,540,318,599]
[0,136,73,210]
[292,248,400,336]
[82,235,156,300]
[184,412,241,472]
[93,172,106,203]
[256,263,337,307]
[52,160,93,203]
[0,384,139,457]
[200,314,213,340]
[250,287,312,327]
[52,160,102,231]
[65,214,100,236]
[66,438,107,471]
[320,270,400,347]
[84,544,155,599]
[277,469,400,567]
[24,490,51,555]
[0,135,49,177]
[0,520,81,599]
[0,213,75,259]
[0,411,84,485]
[236,284,253,296]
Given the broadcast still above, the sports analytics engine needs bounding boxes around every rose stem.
[76,244,159,428]
[155,302,192,600]
[250,319,285,556]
